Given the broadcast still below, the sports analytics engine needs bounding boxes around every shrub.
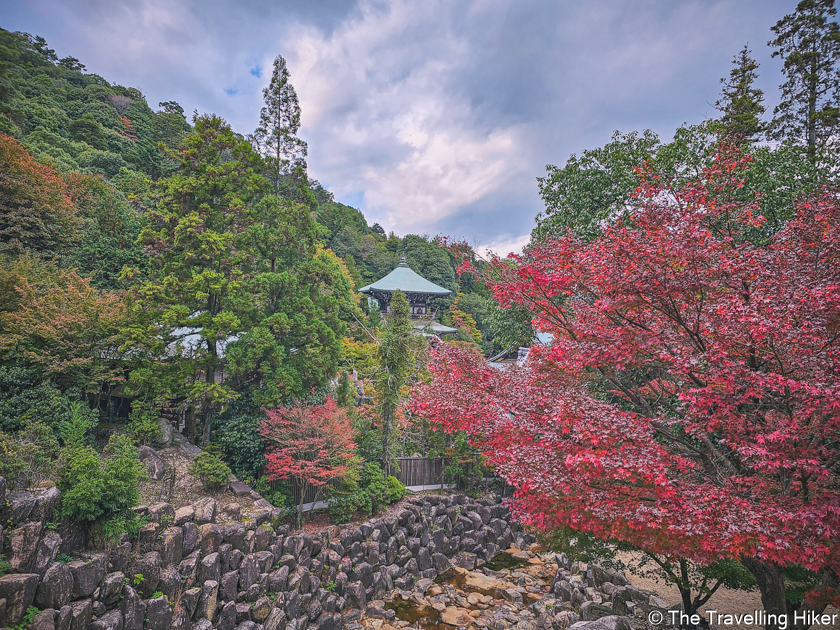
[57,444,105,521]
[213,395,265,478]
[58,433,146,525]
[327,461,406,524]
[102,434,147,511]
[188,452,231,492]
[0,421,60,490]
[127,403,161,446]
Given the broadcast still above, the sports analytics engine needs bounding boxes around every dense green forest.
[0,26,508,531]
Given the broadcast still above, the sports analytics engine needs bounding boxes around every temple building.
[359,257,458,336]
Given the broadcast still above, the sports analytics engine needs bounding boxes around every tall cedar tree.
[376,290,412,474]
[415,146,840,628]
[253,56,308,196]
[136,114,267,443]
[715,45,766,142]
[769,0,840,159]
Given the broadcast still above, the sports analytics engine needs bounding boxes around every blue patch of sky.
[250,65,262,77]
[338,190,365,210]
[224,88,238,96]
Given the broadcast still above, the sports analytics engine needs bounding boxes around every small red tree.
[261,396,355,528]
[413,146,840,628]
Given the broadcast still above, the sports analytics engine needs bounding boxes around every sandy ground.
[616,552,839,630]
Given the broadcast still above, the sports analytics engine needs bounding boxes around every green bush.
[57,444,105,521]
[327,462,406,524]
[127,403,161,446]
[213,395,265,478]
[0,421,59,490]
[188,452,231,492]
[57,433,146,524]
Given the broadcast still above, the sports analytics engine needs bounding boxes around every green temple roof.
[358,258,452,296]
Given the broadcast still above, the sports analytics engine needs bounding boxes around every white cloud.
[285,0,532,233]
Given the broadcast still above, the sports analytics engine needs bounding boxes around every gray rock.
[91,609,123,630]
[432,552,452,574]
[197,552,221,584]
[120,586,145,630]
[32,486,62,522]
[251,596,271,623]
[182,523,199,555]
[131,552,161,599]
[170,607,190,630]
[9,521,42,572]
[160,527,183,567]
[56,605,72,630]
[147,502,175,524]
[137,523,159,555]
[155,418,173,448]
[217,601,236,630]
[179,587,200,619]
[0,573,39,626]
[35,531,62,576]
[69,598,92,630]
[220,571,239,601]
[192,620,213,630]
[138,446,168,481]
[143,595,172,630]
[192,498,216,525]
[157,567,180,601]
[229,481,251,497]
[235,622,258,630]
[35,562,73,609]
[567,616,631,630]
[7,491,36,524]
[199,523,222,554]
[31,608,56,630]
[197,580,219,622]
[263,607,287,630]
[173,506,194,526]
[580,601,614,621]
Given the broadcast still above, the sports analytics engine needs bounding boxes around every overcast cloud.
[1,0,794,254]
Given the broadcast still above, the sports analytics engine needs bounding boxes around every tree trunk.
[808,55,817,160]
[741,557,831,630]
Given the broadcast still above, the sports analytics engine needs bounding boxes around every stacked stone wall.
[0,480,522,630]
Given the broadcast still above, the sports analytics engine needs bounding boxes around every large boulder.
[138,446,168,481]
[8,521,42,572]
[34,532,62,576]
[154,418,173,448]
[144,595,172,630]
[0,573,39,626]
[7,491,36,524]
[32,486,62,522]
[91,609,123,630]
[192,498,216,525]
[68,553,107,599]
[69,599,92,630]
[99,572,126,607]
[197,580,219,622]
[35,562,73,609]
[120,586,145,630]
[160,527,183,567]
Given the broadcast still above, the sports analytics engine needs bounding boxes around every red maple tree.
[261,396,355,528]
[413,146,840,625]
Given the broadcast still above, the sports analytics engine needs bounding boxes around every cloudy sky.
[1,0,794,254]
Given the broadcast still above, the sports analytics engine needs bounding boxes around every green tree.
[715,45,766,142]
[136,113,267,443]
[769,0,840,159]
[252,55,308,196]
[375,290,413,473]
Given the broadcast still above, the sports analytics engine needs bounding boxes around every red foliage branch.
[261,396,356,489]
[413,146,840,592]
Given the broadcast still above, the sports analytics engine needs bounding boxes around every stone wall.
[0,479,522,630]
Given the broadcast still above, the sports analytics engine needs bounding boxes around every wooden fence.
[272,457,451,509]
[392,457,446,488]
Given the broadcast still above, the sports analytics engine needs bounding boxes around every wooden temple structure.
[358,256,457,335]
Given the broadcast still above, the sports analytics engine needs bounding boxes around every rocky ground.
[353,544,667,630]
